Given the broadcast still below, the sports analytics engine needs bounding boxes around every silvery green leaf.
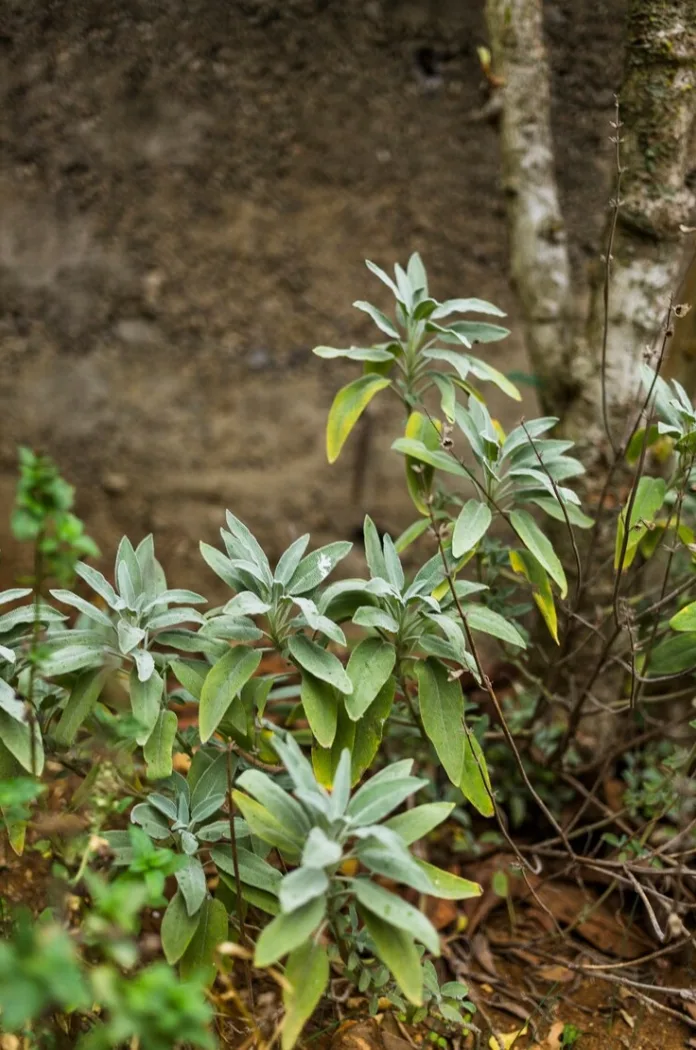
[236,768,310,837]
[223,592,271,617]
[365,258,401,299]
[347,776,427,826]
[130,667,163,745]
[430,297,506,320]
[271,732,326,799]
[301,827,343,869]
[197,819,236,842]
[352,824,404,849]
[0,588,32,605]
[345,638,396,720]
[0,645,16,664]
[175,855,207,916]
[229,559,270,590]
[287,635,352,695]
[147,793,177,822]
[117,561,137,609]
[199,542,241,589]
[426,614,469,664]
[385,802,455,845]
[156,630,227,657]
[180,830,199,855]
[199,616,263,643]
[424,321,471,347]
[118,620,146,655]
[363,515,388,581]
[191,751,231,811]
[0,604,66,633]
[406,252,428,297]
[161,891,201,964]
[353,300,400,339]
[364,577,400,599]
[49,590,114,628]
[254,898,326,967]
[224,511,273,584]
[329,749,352,820]
[177,791,190,826]
[144,589,207,611]
[0,709,44,774]
[358,845,436,895]
[502,417,559,458]
[352,607,400,633]
[313,345,396,362]
[191,794,225,825]
[102,830,134,866]
[211,845,282,896]
[459,605,526,648]
[279,866,329,914]
[116,537,143,594]
[349,879,439,955]
[274,534,311,586]
[291,597,346,646]
[147,608,206,631]
[130,802,171,840]
[381,535,405,592]
[0,680,26,722]
[75,562,120,608]
[133,648,155,683]
[287,542,353,596]
[39,645,106,677]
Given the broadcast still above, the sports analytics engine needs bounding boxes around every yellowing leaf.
[404,411,441,514]
[489,1022,528,1050]
[509,549,558,643]
[326,375,391,463]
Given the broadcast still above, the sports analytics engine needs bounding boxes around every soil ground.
[0,0,625,596]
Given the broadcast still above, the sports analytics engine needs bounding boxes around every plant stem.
[225,739,254,1007]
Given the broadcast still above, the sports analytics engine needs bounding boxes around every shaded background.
[0,0,624,592]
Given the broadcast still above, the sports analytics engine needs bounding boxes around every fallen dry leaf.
[545,1021,565,1050]
[488,1022,528,1050]
[619,1008,635,1029]
[471,932,498,976]
[331,1020,384,1050]
[537,964,574,984]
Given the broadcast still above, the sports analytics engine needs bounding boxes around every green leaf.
[648,634,696,676]
[161,890,202,964]
[460,731,494,817]
[350,879,439,955]
[527,497,594,529]
[360,907,422,1005]
[614,477,666,571]
[287,542,353,595]
[199,647,263,743]
[352,606,400,633]
[670,601,696,632]
[313,346,396,362]
[385,802,454,846]
[275,534,311,586]
[179,896,228,985]
[509,509,567,598]
[416,859,482,900]
[326,375,392,463]
[467,357,520,400]
[236,769,310,838]
[452,501,492,559]
[282,940,330,1050]
[301,826,343,868]
[431,298,506,320]
[143,710,178,780]
[254,897,326,967]
[232,792,303,859]
[345,639,396,720]
[39,644,105,677]
[394,517,431,553]
[279,866,329,913]
[211,845,282,896]
[169,660,207,701]
[347,775,426,826]
[130,667,163,745]
[363,515,387,580]
[415,658,465,785]
[460,605,526,649]
[391,437,469,479]
[53,669,105,747]
[130,802,171,840]
[176,856,208,917]
[353,300,400,338]
[349,678,395,784]
[358,845,435,894]
[190,751,230,811]
[0,710,44,775]
[300,672,338,748]
[287,635,352,695]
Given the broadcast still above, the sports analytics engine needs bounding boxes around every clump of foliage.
[2,255,696,1047]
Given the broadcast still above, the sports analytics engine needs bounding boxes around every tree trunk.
[485,0,696,755]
